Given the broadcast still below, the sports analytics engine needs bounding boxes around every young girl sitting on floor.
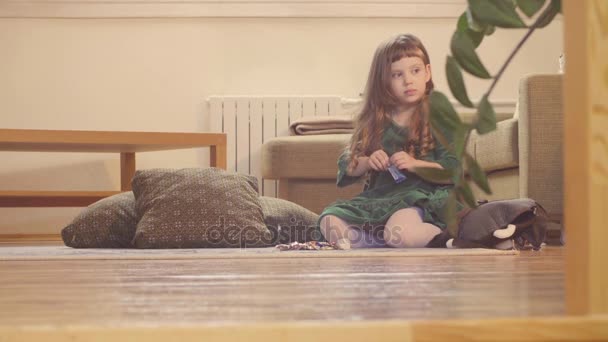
[319,33,461,249]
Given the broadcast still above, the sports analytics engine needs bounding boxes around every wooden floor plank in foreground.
[1,247,604,341]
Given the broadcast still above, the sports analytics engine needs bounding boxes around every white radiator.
[207,96,359,197]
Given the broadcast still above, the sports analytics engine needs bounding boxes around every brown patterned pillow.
[61,191,138,248]
[259,196,322,244]
[132,168,272,248]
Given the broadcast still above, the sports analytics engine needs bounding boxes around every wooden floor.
[0,245,564,326]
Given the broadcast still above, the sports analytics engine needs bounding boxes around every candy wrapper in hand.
[388,165,407,183]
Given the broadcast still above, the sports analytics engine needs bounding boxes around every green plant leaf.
[465,153,492,194]
[446,56,474,108]
[458,12,484,47]
[457,182,478,209]
[429,91,463,133]
[451,168,463,185]
[536,0,560,28]
[465,7,486,32]
[484,25,496,36]
[429,124,451,152]
[450,31,492,79]
[453,124,469,158]
[414,167,454,184]
[476,95,497,134]
[468,0,527,28]
[469,30,484,48]
[516,0,545,18]
[458,12,469,31]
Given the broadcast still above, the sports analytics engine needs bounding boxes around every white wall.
[0,15,563,234]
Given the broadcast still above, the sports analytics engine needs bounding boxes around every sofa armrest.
[518,74,563,217]
[472,118,519,172]
[261,134,351,179]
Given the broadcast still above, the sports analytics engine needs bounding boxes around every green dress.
[319,120,460,230]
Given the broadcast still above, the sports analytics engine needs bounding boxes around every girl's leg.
[319,215,386,248]
[383,208,441,248]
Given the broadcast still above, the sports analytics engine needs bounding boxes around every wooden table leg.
[120,152,136,191]
[210,143,227,170]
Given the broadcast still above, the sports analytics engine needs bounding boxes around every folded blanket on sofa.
[289,115,354,135]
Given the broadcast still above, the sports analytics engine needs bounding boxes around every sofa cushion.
[259,196,322,243]
[473,118,519,172]
[262,134,351,179]
[262,119,518,180]
[61,191,138,248]
[132,168,272,248]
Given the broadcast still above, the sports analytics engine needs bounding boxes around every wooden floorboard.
[0,246,564,326]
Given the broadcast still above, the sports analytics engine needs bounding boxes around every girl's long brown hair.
[348,33,435,170]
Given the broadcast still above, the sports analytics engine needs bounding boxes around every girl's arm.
[391,151,444,171]
[337,151,371,188]
[348,149,391,175]
[347,156,371,176]
[413,159,443,170]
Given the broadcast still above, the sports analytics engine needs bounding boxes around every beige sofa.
[261,74,563,239]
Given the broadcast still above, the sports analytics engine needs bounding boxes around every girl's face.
[389,56,431,107]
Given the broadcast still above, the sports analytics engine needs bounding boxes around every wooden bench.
[0,129,227,207]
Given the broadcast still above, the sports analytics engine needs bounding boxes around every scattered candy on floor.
[275,241,350,251]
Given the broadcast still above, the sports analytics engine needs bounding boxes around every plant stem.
[487,10,550,98]
[460,129,471,182]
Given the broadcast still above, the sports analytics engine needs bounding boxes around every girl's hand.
[390,151,418,171]
[368,149,390,171]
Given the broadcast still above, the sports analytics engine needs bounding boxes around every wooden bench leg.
[120,152,136,191]
[210,144,227,170]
